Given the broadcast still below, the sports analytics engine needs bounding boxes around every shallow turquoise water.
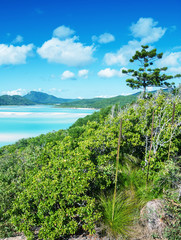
[0,105,95,147]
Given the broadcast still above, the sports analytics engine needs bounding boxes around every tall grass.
[100,191,137,239]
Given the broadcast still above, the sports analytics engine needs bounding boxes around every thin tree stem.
[112,119,122,221]
[146,110,154,186]
[168,103,176,161]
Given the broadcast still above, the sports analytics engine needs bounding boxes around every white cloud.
[12,35,24,44]
[33,88,43,92]
[78,69,89,78]
[92,33,115,44]
[61,70,75,80]
[37,37,95,67]
[158,52,181,67]
[95,95,117,98]
[98,68,118,78]
[0,44,34,65]
[1,88,27,96]
[157,51,181,74]
[104,18,166,66]
[53,25,75,39]
[98,67,126,78]
[104,40,140,66]
[169,66,181,74]
[130,18,166,44]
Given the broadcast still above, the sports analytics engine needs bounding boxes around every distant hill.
[0,95,35,105]
[24,91,76,104]
[56,93,140,109]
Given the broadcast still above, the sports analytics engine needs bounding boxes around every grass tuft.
[100,191,137,239]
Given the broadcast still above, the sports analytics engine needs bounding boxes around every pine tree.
[122,45,181,97]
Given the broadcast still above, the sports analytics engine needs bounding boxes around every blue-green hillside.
[56,93,139,109]
[0,95,35,105]
[24,91,76,104]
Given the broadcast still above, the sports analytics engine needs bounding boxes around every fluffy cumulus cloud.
[92,33,115,44]
[0,44,34,65]
[53,25,75,39]
[98,67,126,78]
[1,88,27,96]
[12,35,24,44]
[61,70,75,80]
[37,37,95,67]
[157,51,181,73]
[104,40,140,66]
[104,18,166,66]
[78,69,89,78]
[130,18,166,44]
[158,52,181,67]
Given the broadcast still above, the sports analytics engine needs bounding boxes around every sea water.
[0,105,96,147]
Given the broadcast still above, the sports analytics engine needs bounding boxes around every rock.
[140,199,166,239]
[177,184,181,201]
[0,236,26,240]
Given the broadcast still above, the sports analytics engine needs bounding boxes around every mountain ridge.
[0,95,35,105]
[23,91,76,104]
[1,90,167,107]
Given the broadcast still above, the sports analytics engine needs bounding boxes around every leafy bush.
[0,146,41,238]
[10,140,101,240]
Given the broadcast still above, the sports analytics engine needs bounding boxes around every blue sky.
[0,0,181,99]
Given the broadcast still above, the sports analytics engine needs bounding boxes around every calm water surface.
[0,105,96,147]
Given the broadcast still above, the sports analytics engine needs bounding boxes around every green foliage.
[0,130,67,238]
[152,159,181,195]
[70,106,111,128]
[122,45,180,95]
[149,159,181,239]
[0,145,42,238]
[10,141,101,239]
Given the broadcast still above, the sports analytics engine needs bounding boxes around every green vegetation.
[56,93,139,109]
[0,95,35,105]
[122,45,181,96]
[0,88,180,239]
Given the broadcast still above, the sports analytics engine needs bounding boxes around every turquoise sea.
[0,105,96,147]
